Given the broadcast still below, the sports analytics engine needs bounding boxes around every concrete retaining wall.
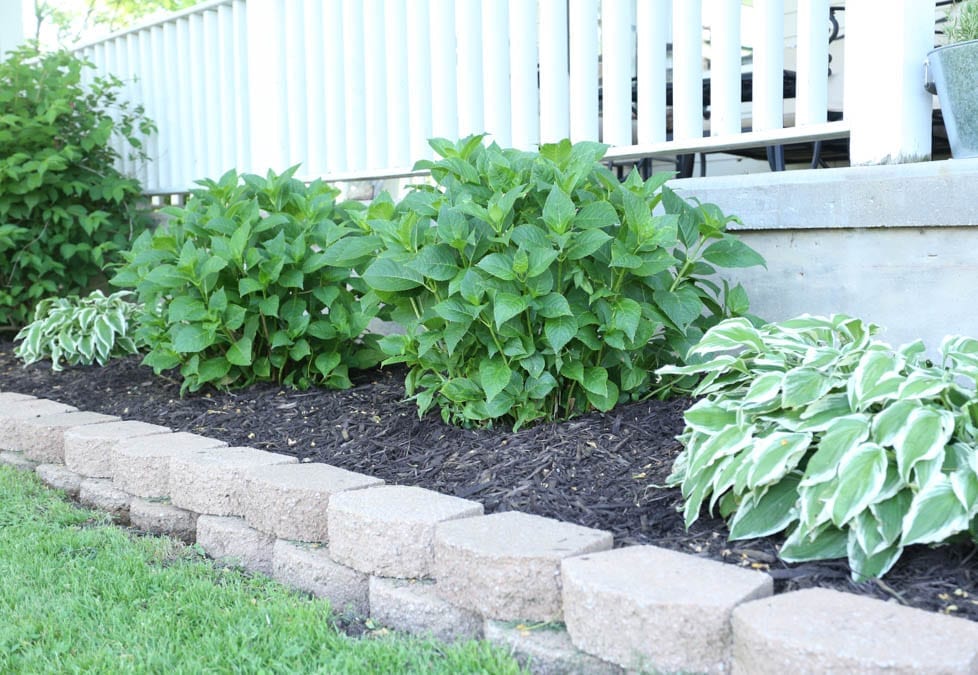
[3,393,978,673]
[673,157,978,352]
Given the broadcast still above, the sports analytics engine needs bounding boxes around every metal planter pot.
[926,39,978,158]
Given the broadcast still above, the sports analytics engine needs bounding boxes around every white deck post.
[0,0,24,54]
[845,1,936,165]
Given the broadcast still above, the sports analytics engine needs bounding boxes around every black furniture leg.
[766,145,786,171]
[676,154,695,178]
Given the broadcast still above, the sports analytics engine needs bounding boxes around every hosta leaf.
[802,414,870,486]
[830,442,887,527]
[746,432,812,489]
[902,477,971,547]
[852,510,888,558]
[870,489,912,546]
[897,370,949,400]
[847,535,902,582]
[779,523,848,563]
[741,371,783,407]
[891,407,953,483]
[691,317,764,355]
[781,367,833,409]
[687,424,756,478]
[728,474,801,539]
[849,349,905,410]
[950,469,978,512]
[871,399,920,447]
[683,399,737,434]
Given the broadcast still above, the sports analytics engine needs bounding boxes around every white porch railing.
[70,0,937,194]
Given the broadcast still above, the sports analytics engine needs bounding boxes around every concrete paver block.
[35,463,83,497]
[0,399,78,449]
[484,620,622,675]
[731,587,978,674]
[130,498,198,544]
[272,540,368,616]
[64,420,171,478]
[196,515,275,576]
[369,577,483,643]
[240,463,383,542]
[433,511,613,622]
[561,545,773,674]
[0,393,35,401]
[112,432,227,498]
[0,451,38,472]
[78,478,132,524]
[329,485,483,578]
[169,446,298,516]
[14,411,120,463]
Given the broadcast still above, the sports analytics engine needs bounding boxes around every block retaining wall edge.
[4,393,978,674]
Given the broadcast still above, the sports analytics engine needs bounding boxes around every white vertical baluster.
[342,0,367,170]
[601,0,634,146]
[636,0,668,144]
[385,0,410,167]
[406,0,433,161]
[322,0,347,172]
[162,21,181,188]
[217,3,237,175]
[124,34,141,182]
[708,0,742,136]
[247,0,288,174]
[147,25,166,191]
[672,0,703,141]
[188,12,208,179]
[362,0,388,170]
[429,0,459,142]
[752,0,784,132]
[796,0,828,126]
[508,0,538,150]
[482,0,511,146]
[232,0,250,172]
[284,2,308,172]
[538,0,569,143]
[569,0,598,143]
[202,9,222,178]
[302,0,325,177]
[455,0,484,138]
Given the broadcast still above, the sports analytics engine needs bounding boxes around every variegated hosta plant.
[657,314,978,580]
[14,290,142,371]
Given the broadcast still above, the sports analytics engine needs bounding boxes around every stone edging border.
[2,391,978,674]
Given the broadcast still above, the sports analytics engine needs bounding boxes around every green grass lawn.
[0,465,523,674]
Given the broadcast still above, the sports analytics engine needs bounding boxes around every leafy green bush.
[0,44,153,331]
[365,137,764,428]
[110,167,383,393]
[659,314,978,580]
[14,289,141,370]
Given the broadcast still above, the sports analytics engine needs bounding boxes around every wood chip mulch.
[2,341,977,622]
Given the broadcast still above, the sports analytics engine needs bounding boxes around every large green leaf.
[746,431,812,489]
[781,367,834,409]
[686,423,756,478]
[701,236,765,268]
[479,357,512,402]
[172,324,213,353]
[542,186,575,234]
[802,414,870,486]
[653,286,702,331]
[363,256,424,292]
[779,523,848,563]
[891,407,954,483]
[683,399,737,434]
[544,315,577,352]
[847,534,902,582]
[493,292,528,329]
[564,228,612,260]
[901,476,971,546]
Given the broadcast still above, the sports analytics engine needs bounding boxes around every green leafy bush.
[13,289,141,370]
[111,167,382,393]
[0,44,153,331]
[365,136,764,428]
[659,314,978,580]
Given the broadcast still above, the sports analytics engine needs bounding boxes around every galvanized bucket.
[925,39,978,158]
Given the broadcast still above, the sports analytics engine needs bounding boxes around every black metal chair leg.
[676,154,695,178]
[766,145,786,171]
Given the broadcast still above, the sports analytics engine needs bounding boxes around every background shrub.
[14,290,141,370]
[659,314,978,580]
[365,137,764,429]
[0,44,153,332]
[111,167,383,393]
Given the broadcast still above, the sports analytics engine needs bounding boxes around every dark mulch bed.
[2,341,977,623]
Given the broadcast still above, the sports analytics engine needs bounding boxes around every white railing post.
[246,0,288,172]
[601,0,634,147]
[509,0,539,149]
[752,0,784,133]
[539,0,570,143]
[845,1,936,165]
[636,0,668,144]
[672,0,704,142]
[709,0,742,137]
[0,0,24,55]
[795,0,828,126]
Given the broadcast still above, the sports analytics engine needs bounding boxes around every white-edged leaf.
[728,474,801,540]
[746,431,812,489]
[802,414,870,485]
[897,370,949,400]
[779,523,847,563]
[847,534,902,582]
[690,317,764,355]
[870,399,921,447]
[781,367,833,409]
[830,442,887,527]
[683,399,737,434]
[849,349,905,410]
[742,371,783,406]
[901,477,970,546]
[891,407,954,483]
[686,424,756,479]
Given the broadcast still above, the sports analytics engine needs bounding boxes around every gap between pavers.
[561,544,772,674]
[328,484,483,579]
[111,432,228,499]
[433,511,613,622]
[240,463,383,542]
[13,411,121,463]
[369,577,484,643]
[169,446,298,516]
[731,587,978,674]
[64,420,172,478]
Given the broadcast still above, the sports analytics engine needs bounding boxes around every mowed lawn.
[0,465,522,674]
